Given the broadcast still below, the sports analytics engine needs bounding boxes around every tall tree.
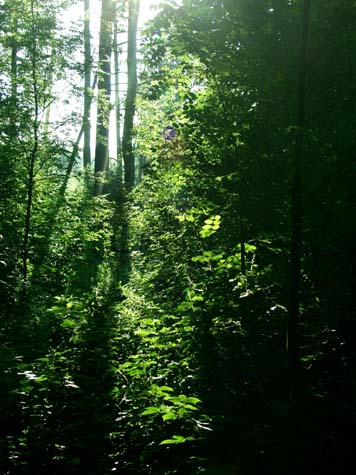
[122,0,140,191]
[113,15,122,164]
[286,0,311,392]
[22,0,41,280]
[0,0,87,286]
[83,0,91,167]
[10,8,18,137]
[94,0,115,192]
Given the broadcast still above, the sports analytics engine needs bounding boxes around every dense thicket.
[1,1,355,474]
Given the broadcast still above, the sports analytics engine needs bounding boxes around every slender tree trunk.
[122,0,140,191]
[83,0,91,167]
[118,0,140,279]
[42,48,55,136]
[9,16,18,137]
[113,17,122,164]
[94,0,115,194]
[10,27,17,99]
[287,0,311,392]
[23,0,39,280]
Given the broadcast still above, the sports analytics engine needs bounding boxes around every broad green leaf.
[160,435,186,445]
[162,412,177,421]
[185,397,201,404]
[142,406,161,416]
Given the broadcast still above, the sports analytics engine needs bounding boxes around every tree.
[0,0,86,292]
[83,0,92,167]
[94,0,115,193]
[22,0,40,280]
[132,0,356,471]
[113,14,122,164]
[286,0,311,393]
[122,0,141,191]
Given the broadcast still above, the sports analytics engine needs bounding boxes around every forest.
[0,0,356,473]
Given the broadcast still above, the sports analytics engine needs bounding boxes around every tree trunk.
[9,14,18,138]
[83,0,91,167]
[23,0,40,281]
[94,0,115,193]
[43,48,55,136]
[113,16,122,164]
[287,0,311,393]
[122,0,140,191]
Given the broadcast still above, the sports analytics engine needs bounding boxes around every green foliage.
[200,215,221,238]
[1,1,356,474]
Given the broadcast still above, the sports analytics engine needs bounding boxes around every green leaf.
[185,397,201,404]
[162,412,177,421]
[192,295,204,302]
[160,435,186,445]
[245,243,257,253]
[182,404,198,411]
[301,354,316,362]
[142,406,161,416]
[61,319,76,329]
[159,385,174,392]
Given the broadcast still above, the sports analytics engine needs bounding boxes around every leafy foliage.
[1,1,356,474]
